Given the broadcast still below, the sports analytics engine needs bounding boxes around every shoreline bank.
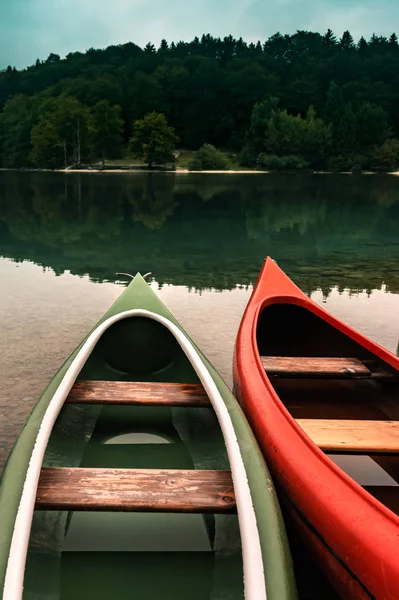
[1,167,399,175]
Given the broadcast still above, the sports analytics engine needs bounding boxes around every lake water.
[2,170,399,598]
[1,170,399,473]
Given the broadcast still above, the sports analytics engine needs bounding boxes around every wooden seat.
[297,419,399,453]
[36,468,235,513]
[66,381,210,407]
[261,356,371,379]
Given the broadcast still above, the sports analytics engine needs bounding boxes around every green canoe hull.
[0,276,297,600]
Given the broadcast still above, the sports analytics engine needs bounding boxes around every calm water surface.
[1,171,399,473]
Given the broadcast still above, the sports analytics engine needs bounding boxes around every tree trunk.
[63,140,67,170]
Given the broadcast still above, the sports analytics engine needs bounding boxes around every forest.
[1,30,399,171]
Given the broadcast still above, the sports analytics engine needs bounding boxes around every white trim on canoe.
[3,310,266,600]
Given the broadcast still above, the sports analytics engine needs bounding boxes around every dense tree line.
[1,30,399,169]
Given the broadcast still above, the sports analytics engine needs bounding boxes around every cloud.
[1,0,398,69]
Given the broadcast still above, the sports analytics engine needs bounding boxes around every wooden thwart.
[261,356,371,379]
[297,419,399,453]
[67,381,210,407]
[36,468,236,513]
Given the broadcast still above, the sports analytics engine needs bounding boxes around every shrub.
[256,153,308,170]
[281,155,309,169]
[370,139,399,172]
[238,144,257,168]
[188,144,230,171]
[256,154,282,169]
[352,154,369,170]
[328,155,353,172]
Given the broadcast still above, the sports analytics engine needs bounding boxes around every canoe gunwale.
[3,309,267,600]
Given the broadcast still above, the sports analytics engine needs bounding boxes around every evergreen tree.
[357,37,368,53]
[323,29,337,47]
[144,42,156,54]
[340,30,355,51]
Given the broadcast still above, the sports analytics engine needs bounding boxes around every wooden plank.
[66,381,210,407]
[365,486,399,515]
[296,419,399,453]
[36,468,236,513]
[261,356,371,379]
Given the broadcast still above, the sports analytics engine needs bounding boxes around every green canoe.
[0,275,297,600]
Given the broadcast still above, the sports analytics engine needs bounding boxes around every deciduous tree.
[88,100,123,166]
[129,112,178,167]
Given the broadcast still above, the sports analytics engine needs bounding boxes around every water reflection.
[1,171,399,295]
[1,171,399,473]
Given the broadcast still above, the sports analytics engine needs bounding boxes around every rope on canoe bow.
[3,309,266,600]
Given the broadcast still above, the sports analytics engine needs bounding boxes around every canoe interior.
[23,316,244,600]
[257,303,399,515]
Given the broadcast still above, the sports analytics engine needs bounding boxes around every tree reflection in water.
[0,171,399,296]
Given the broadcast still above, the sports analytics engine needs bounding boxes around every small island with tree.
[1,30,399,172]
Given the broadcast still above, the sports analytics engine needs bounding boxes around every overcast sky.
[2,0,398,69]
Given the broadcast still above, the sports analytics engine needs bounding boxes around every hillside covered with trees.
[1,30,399,171]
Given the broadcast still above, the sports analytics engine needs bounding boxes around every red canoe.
[233,257,399,600]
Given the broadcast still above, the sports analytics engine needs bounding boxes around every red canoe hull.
[233,258,399,599]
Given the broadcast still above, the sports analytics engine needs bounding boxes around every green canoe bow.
[0,275,297,600]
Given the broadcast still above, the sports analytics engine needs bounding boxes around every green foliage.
[1,31,399,170]
[370,139,399,172]
[30,95,89,167]
[355,103,391,149]
[188,144,230,170]
[256,154,309,170]
[249,97,279,153]
[88,101,123,166]
[0,95,38,167]
[340,31,355,51]
[246,104,327,168]
[302,107,330,167]
[30,120,64,168]
[332,104,357,156]
[265,110,306,156]
[328,155,354,172]
[129,112,178,167]
[238,145,257,168]
[323,82,345,124]
[324,84,357,155]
